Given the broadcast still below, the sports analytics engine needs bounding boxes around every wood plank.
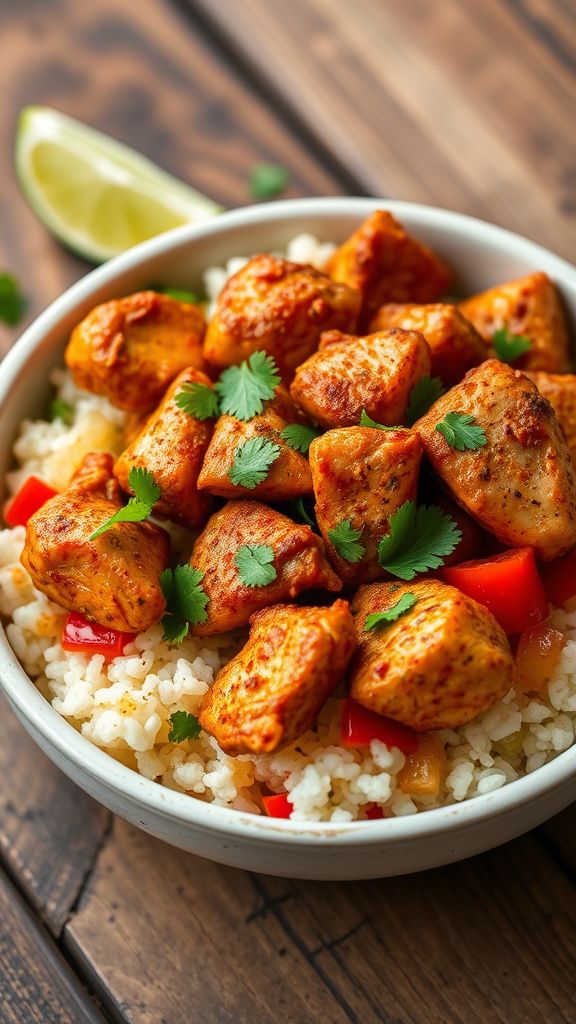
[190,0,576,259]
[0,866,107,1024]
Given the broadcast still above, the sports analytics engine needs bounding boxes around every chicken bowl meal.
[2,198,576,879]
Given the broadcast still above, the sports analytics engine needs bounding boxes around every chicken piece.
[189,499,341,634]
[197,388,313,501]
[309,426,422,585]
[526,372,576,467]
[415,359,576,560]
[65,291,206,412]
[199,600,356,754]
[290,328,430,428]
[369,303,486,386]
[325,211,452,326]
[350,579,513,731]
[203,254,361,382]
[115,368,214,528]
[459,272,571,373]
[21,453,169,632]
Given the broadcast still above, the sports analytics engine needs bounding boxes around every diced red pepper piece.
[540,549,576,611]
[364,803,385,820]
[61,611,135,658]
[4,476,57,527]
[341,699,418,754]
[263,793,293,819]
[443,546,549,634]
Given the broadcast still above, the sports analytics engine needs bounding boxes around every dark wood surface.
[0,1,575,1020]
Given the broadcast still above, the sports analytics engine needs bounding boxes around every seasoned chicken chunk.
[526,372,576,467]
[325,211,452,325]
[189,499,341,635]
[21,453,169,631]
[309,426,422,585]
[203,254,361,381]
[199,600,356,754]
[350,580,513,731]
[65,291,206,412]
[370,303,486,386]
[459,272,571,373]
[415,360,576,560]
[290,328,430,428]
[197,388,313,501]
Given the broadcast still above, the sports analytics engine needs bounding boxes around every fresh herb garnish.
[281,423,320,454]
[249,164,289,200]
[492,326,532,364]
[90,467,160,539]
[229,436,281,489]
[175,381,220,421]
[293,496,316,529]
[360,409,397,430]
[168,710,202,742]
[328,520,365,563]
[377,501,462,580]
[216,351,281,421]
[405,375,446,426]
[49,398,74,425]
[163,288,200,304]
[364,593,418,631]
[435,411,487,451]
[160,564,209,644]
[234,544,277,587]
[0,272,25,326]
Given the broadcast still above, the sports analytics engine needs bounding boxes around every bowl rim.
[2,194,576,846]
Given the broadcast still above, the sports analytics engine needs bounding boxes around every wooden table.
[1,2,576,1020]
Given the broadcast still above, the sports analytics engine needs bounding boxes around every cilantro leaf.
[492,326,532,364]
[162,615,189,645]
[435,411,487,451]
[281,423,320,454]
[405,375,446,425]
[0,273,25,326]
[215,351,281,421]
[234,544,277,587]
[249,163,289,200]
[160,564,209,627]
[229,436,281,489]
[292,496,316,529]
[89,467,160,539]
[377,501,462,580]
[360,409,397,430]
[49,398,74,425]
[175,381,220,421]
[328,520,365,563]
[163,288,200,304]
[364,593,418,631]
[168,710,201,742]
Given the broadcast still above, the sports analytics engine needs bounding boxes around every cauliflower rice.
[2,234,576,822]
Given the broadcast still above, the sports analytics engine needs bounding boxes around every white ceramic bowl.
[2,197,576,881]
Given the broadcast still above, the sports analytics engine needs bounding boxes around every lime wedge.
[15,107,222,263]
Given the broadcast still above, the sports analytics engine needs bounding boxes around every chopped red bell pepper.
[61,612,135,658]
[443,546,549,634]
[341,699,418,754]
[364,803,385,820]
[263,792,293,819]
[4,476,57,527]
[540,549,576,611]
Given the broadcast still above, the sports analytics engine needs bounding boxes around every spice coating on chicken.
[414,359,576,560]
[350,579,513,730]
[21,453,169,631]
[199,600,356,754]
[203,254,361,382]
[526,372,576,468]
[65,291,206,412]
[189,499,341,635]
[115,367,214,528]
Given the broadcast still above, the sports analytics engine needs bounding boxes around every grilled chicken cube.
[290,328,430,428]
[370,303,486,386]
[114,368,214,529]
[415,359,576,560]
[459,271,571,373]
[350,580,513,731]
[189,499,341,635]
[526,372,576,467]
[325,211,452,325]
[21,453,169,632]
[65,291,206,412]
[199,600,356,754]
[203,254,361,382]
[309,426,422,585]
[197,388,313,501]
